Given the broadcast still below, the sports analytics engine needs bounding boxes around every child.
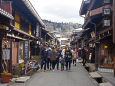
[60,57,65,71]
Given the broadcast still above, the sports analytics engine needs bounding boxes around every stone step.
[99,82,113,86]
[15,76,30,83]
[89,71,102,83]
[89,72,102,78]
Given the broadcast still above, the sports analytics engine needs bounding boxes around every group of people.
[40,45,78,72]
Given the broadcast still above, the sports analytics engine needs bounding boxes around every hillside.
[43,20,82,33]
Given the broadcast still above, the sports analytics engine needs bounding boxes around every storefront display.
[99,43,113,68]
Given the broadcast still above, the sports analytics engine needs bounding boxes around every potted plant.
[1,70,12,83]
[13,64,22,77]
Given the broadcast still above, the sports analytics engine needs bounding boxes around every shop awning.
[13,28,36,39]
[8,27,37,40]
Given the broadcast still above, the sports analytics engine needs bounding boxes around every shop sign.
[104,19,110,27]
[36,24,39,37]
[90,32,95,38]
[2,49,10,60]
[103,8,111,15]
[24,41,29,59]
[101,50,104,55]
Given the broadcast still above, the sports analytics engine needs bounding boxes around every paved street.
[25,63,95,86]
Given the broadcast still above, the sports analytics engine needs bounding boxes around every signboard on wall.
[90,31,95,38]
[24,41,29,59]
[36,23,39,37]
[2,49,10,60]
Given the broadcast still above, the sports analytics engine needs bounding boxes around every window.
[84,0,91,4]
[104,0,110,4]
[103,8,111,15]
[104,20,110,26]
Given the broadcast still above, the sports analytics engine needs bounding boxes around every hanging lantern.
[104,45,108,48]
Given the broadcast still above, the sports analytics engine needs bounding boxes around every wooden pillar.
[0,37,2,73]
[95,43,99,71]
[113,0,115,76]
[9,40,12,73]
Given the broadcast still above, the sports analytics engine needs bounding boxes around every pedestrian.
[72,48,77,66]
[46,46,52,70]
[60,57,65,71]
[81,47,87,66]
[64,47,72,70]
[62,47,65,58]
[50,47,57,72]
[40,45,47,72]
[56,48,62,70]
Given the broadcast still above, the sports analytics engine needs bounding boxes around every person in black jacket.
[40,45,48,72]
[81,47,87,66]
[64,47,72,70]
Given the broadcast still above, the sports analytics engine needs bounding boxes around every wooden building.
[0,0,45,74]
[80,0,115,73]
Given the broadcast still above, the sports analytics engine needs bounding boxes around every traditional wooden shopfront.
[80,0,114,70]
[0,0,45,74]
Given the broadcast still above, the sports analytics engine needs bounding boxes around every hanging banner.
[24,41,29,59]
[2,49,10,60]
[36,23,39,37]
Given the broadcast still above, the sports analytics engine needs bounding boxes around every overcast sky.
[29,0,84,24]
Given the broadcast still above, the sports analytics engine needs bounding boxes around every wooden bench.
[89,72,102,83]
[99,82,113,86]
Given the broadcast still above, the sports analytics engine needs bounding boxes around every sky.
[29,0,84,24]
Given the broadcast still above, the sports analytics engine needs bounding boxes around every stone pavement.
[6,62,97,86]
[25,63,96,86]
[0,79,8,86]
[0,83,8,86]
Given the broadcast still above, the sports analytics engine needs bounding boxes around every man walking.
[40,45,48,72]
[47,46,52,70]
[82,47,87,66]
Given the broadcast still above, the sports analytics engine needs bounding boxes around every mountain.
[43,20,82,33]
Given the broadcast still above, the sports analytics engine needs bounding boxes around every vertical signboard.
[24,41,29,59]
[36,23,39,37]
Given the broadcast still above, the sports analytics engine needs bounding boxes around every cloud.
[29,0,84,24]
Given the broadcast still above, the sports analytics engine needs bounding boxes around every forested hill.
[43,20,82,32]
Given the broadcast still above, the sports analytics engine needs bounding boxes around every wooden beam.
[97,27,112,35]
[113,0,115,77]
[113,0,115,43]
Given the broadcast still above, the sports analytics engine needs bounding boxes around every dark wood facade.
[0,0,45,74]
[79,0,115,72]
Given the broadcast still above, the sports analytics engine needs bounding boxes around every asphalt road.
[25,63,96,86]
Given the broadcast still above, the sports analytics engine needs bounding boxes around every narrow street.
[0,0,115,86]
[25,63,95,86]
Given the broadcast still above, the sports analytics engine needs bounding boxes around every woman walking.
[50,47,57,71]
[65,47,72,71]
[72,48,77,66]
